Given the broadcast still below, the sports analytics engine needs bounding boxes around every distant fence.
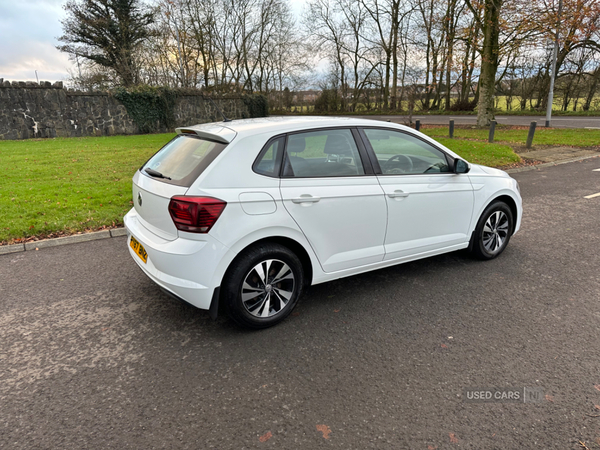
[0,79,254,140]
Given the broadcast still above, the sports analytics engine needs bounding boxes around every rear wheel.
[471,201,514,260]
[223,243,304,329]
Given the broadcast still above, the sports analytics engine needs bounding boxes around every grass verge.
[421,125,600,147]
[0,132,518,244]
[434,138,520,167]
[0,133,175,244]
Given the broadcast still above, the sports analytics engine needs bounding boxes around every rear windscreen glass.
[142,135,227,187]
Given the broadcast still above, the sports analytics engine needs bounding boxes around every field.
[0,134,175,244]
[284,95,600,115]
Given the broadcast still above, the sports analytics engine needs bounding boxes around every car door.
[279,128,387,273]
[360,127,474,261]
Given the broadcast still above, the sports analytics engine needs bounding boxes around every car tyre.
[223,243,304,329]
[470,201,514,260]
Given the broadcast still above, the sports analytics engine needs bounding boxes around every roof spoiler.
[175,126,236,144]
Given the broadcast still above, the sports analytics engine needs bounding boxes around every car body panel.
[124,209,225,309]
[467,164,522,234]
[280,176,387,272]
[377,173,474,259]
[132,171,188,241]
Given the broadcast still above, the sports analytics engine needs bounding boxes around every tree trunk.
[476,0,501,127]
[391,33,398,110]
[583,67,600,111]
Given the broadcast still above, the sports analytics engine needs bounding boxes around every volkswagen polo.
[124,117,522,328]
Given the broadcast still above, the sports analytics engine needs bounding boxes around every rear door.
[279,128,387,273]
[361,128,474,260]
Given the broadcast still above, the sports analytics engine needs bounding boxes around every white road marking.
[584,127,600,130]
[593,168,600,172]
[584,192,600,199]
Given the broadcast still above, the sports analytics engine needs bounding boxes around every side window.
[283,129,365,178]
[363,128,450,175]
[253,137,284,177]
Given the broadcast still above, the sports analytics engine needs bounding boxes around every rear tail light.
[168,196,227,233]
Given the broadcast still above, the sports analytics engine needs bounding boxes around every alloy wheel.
[241,259,295,318]
[482,211,509,254]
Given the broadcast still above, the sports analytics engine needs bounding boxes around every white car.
[124,117,522,328]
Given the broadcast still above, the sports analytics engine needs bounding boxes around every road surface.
[1,158,600,449]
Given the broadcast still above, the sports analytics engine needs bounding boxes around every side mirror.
[454,159,470,174]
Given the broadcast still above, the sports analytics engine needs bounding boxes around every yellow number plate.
[130,236,148,264]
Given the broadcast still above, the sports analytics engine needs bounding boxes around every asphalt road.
[358,114,600,129]
[1,158,600,449]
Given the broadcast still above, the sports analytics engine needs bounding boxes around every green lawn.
[434,138,519,167]
[0,133,175,244]
[421,126,600,147]
[0,132,518,244]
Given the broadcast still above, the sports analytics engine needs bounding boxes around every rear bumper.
[124,208,228,310]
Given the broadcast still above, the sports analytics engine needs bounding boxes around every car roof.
[176,116,412,143]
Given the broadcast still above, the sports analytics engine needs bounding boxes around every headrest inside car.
[287,136,306,153]
[324,134,353,155]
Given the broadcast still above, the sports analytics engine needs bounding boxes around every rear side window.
[142,135,227,187]
[253,137,284,177]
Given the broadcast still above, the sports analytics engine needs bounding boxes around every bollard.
[415,119,421,131]
[449,119,454,138]
[526,121,537,148]
[488,120,497,143]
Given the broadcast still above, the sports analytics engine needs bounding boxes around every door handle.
[292,195,321,204]
[388,190,410,198]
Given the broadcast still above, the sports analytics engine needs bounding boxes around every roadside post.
[449,119,454,138]
[489,121,497,143]
[415,119,421,131]
[526,121,537,149]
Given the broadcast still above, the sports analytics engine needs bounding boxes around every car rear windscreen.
[142,135,227,187]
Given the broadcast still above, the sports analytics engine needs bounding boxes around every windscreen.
[142,135,227,187]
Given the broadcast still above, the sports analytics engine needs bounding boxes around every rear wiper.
[144,168,171,180]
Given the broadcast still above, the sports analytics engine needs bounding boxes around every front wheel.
[470,201,514,260]
[222,243,304,329]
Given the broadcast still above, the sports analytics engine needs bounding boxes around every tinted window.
[283,129,365,177]
[253,137,284,177]
[142,135,226,187]
[364,129,450,175]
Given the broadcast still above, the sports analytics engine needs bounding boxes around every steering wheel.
[423,161,447,173]
[383,154,413,173]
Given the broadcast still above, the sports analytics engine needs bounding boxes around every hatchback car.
[124,117,522,328]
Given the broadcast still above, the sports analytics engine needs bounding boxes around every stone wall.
[0,79,252,140]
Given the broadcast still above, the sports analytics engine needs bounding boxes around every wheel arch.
[211,228,318,293]
[231,236,314,289]
[492,194,518,233]
[472,189,521,233]
[468,191,521,251]
[211,234,315,321]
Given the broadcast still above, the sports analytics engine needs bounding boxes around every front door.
[361,128,474,261]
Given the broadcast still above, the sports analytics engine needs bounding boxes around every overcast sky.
[0,0,73,82]
[0,0,308,84]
